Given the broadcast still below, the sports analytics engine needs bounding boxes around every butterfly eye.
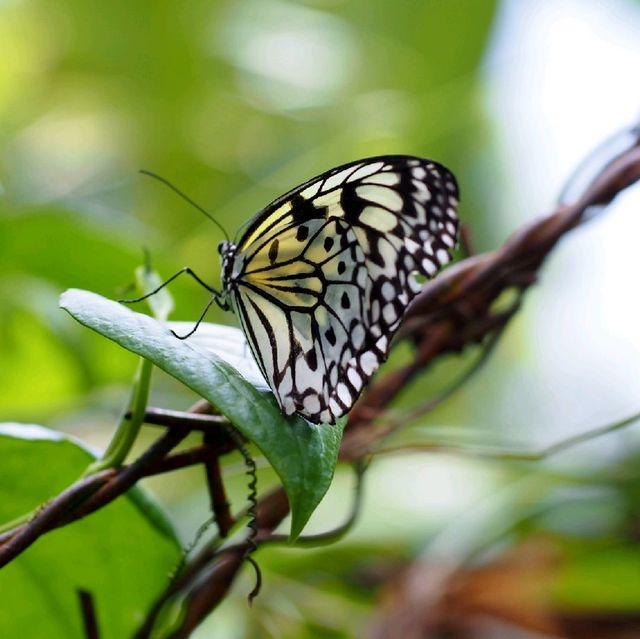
[218,241,228,255]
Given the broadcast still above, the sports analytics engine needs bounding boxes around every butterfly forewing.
[222,155,459,424]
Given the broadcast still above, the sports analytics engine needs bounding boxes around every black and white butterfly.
[213,156,459,424]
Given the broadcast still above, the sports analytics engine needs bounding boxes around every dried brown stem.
[134,487,289,639]
[0,403,224,566]
[204,436,234,538]
[138,407,229,433]
[78,589,100,639]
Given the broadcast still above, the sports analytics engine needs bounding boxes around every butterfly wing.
[228,156,459,424]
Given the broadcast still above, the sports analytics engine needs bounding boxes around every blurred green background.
[2,0,640,637]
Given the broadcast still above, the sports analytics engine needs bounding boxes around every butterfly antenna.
[139,169,230,241]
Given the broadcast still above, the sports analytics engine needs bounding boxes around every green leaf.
[0,423,180,639]
[60,289,345,539]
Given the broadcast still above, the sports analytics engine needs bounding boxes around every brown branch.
[167,489,290,638]
[0,470,114,567]
[203,435,234,538]
[147,443,234,475]
[134,487,289,638]
[0,430,187,567]
[70,429,188,522]
[78,589,100,639]
[459,223,476,257]
[0,404,224,566]
[138,407,229,433]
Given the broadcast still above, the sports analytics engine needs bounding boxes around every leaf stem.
[85,357,153,474]
[262,461,366,548]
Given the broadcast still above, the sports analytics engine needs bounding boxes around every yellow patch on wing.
[239,201,292,250]
[244,257,321,309]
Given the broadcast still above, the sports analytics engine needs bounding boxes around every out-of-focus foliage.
[3,0,640,637]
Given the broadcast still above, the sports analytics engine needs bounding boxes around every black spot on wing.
[296,225,309,242]
[291,194,325,222]
[268,239,279,264]
[339,182,367,222]
[305,348,318,371]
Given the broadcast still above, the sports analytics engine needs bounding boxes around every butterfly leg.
[170,293,220,340]
[118,267,220,303]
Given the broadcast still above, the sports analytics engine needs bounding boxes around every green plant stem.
[85,357,153,474]
[263,462,366,549]
[376,410,640,461]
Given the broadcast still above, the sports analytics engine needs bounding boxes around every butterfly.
[215,155,459,425]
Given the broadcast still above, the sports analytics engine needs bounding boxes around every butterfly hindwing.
[222,155,459,424]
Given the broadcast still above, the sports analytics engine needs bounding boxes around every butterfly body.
[218,155,459,424]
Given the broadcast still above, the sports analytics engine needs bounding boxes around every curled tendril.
[221,423,262,603]
[167,516,215,583]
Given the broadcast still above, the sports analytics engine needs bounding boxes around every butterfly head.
[218,239,233,256]
[218,239,238,289]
